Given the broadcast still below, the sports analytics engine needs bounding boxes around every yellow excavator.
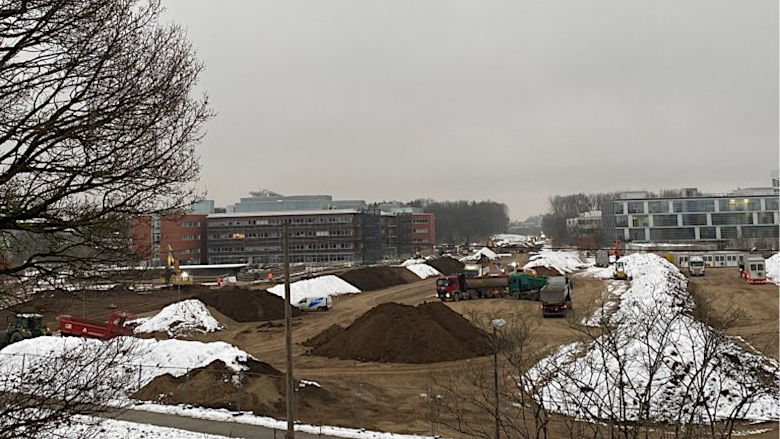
[165,245,193,285]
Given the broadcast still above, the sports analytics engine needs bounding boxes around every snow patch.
[134,299,223,337]
[766,253,780,285]
[267,275,360,303]
[460,247,498,262]
[405,264,441,279]
[524,249,589,274]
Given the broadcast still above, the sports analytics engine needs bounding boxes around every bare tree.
[0,0,213,292]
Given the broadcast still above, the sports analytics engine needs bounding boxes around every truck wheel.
[318,306,328,311]
[9,332,23,344]
[453,292,461,302]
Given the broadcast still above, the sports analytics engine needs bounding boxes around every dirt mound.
[425,257,465,275]
[133,358,334,417]
[529,267,560,277]
[195,286,301,322]
[308,302,492,363]
[303,324,346,347]
[338,266,420,291]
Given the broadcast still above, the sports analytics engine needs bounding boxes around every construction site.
[0,246,778,439]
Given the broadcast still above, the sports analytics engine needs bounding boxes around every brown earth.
[338,266,420,291]
[307,302,493,363]
[133,358,334,417]
[195,286,301,322]
[686,267,779,360]
[528,266,563,277]
[425,257,465,275]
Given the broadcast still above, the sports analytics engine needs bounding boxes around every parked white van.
[293,296,333,311]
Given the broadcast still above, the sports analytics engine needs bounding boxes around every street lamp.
[490,318,505,439]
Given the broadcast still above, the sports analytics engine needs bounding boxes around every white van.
[293,296,333,311]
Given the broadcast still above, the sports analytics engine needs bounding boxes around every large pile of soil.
[133,359,333,417]
[338,266,420,291]
[528,267,561,277]
[307,302,492,363]
[195,286,300,322]
[425,257,465,275]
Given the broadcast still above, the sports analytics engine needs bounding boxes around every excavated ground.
[338,266,421,291]
[195,286,301,321]
[425,257,464,275]
[306,302,493,363]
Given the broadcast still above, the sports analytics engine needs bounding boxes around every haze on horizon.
[162,0,778,221]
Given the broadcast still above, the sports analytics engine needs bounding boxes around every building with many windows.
[132,213,208,266]
[602,190,779,249]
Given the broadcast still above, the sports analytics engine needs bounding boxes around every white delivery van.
[293,296,333,311]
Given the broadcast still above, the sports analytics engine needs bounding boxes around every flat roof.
[208,209,362,219]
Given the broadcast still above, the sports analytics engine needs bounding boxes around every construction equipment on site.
[56,311,135,339]
[613,260,629,280]
[0,314,51,349]
[165,245,193,286]
[688,256,706,277]
[595,249,610,267]
[540,276,573,318]
[508,272,548,300]
[436,263,509,301]
[741,254,768,284]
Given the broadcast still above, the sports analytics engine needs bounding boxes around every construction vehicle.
[56,311,135,339]
[436,264,508,301]
[688,256,706,276]
[540,276,572,318]
[613,260,629,280]
[508,272,548,300]
[595,250,610,267]
[0,314,51,349]
[165,245,193,286]
[741,254,768,284]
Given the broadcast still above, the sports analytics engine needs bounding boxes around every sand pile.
[338,266,420,291]
[425,257,464,275]
[195,286,301,322]
[306,302,492,363]
[133,358,333,417]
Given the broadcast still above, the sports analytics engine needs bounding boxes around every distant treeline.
[408,199,509,245]
[541,192,617,246]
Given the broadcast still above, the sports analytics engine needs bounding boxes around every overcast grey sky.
[162,0,778,221]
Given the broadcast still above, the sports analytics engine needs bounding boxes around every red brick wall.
[160,214,207,265]
[412,213,435,250]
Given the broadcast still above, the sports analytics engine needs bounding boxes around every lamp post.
[490,318,505,439]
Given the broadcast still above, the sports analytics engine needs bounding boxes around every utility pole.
[491,319,505,439]
[283,222,295,439]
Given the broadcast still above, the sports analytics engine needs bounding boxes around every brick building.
[132,214,208,266]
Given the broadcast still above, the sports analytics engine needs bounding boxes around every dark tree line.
[408,199,510,244]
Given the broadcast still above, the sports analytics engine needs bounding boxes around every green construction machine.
[0,314,51,349]
[508,272,548,300]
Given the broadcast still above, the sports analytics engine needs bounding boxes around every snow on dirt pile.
[404,263,441,279]
[267,275,360,303]
[528,253,780,423]
[134,299,222,337]
[766,253,780,285]
[460,247,498,261]
[306,302,492,363]
[524,249,589,275]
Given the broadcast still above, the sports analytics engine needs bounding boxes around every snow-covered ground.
[38,416,236,439]
[460,247,498,262]
[766,253,780,285]
[528,253,780,423]
[0,336,255,393]
[134,299,223,337]
[524,249,590,274]
[405,263,441,279]
[267,275,360,303]
[492,233,532,247]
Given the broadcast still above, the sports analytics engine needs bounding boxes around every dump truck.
[56,311,135,339]
[508,272,548,300]
[688,256,705,276]
[540,276,572,318]
[436,264,509,301]
[0,314,51,349]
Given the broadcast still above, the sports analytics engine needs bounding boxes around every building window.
[631,215,649,227]
[231,233,245,239]
[720,226,738,239]
[653,214,679,227]
[615,215,628,227]
[765,197,779,211]
[742,226,779,238]
[648,201,669,214]
[684,200,715,212]
[649,227,695,241]
[613,202,624,215]
[719,198,760,212]
[628,228,646,241]
[682,214,708,226]
[757,212,775,225]
[699,227,717,239]
[627,202,645,214]
[711,213,753,225]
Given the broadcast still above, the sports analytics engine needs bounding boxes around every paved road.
[103,409,346,439]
